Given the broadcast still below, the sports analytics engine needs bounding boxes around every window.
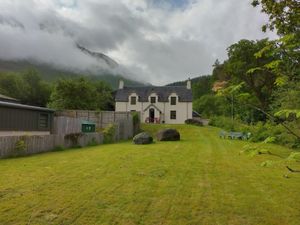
[150,96,156,103]
[130,96,136,105]
[170,96,176,105]
[170,110,176,120]
[39,113,49,128]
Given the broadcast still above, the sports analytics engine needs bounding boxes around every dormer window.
[131,96,137,105]
[150,96,156,103]
[170,96,176,105]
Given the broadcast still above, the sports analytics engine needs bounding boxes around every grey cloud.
[0,0,275,85]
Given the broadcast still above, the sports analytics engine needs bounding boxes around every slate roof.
[115,86,192,102]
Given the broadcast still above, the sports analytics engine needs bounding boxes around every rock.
[157,129,180,141]
[185,118,203,126]
[133,132,153,144]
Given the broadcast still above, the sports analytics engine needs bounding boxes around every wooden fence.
[53,110,135,140]
[0,133,103,158]
[54,110,131,129]
[0,110,136,158]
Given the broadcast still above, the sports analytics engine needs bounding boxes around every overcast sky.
[0,0,275,85]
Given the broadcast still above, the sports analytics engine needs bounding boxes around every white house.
[115,80,193,124]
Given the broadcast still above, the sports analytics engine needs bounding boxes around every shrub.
[132,112,141,134]
[14,137,27,156]
[287,152,300,161]
[103,124,116,144]
[52,145,65,152]
[185,119,203,126]
[209,116,242,131]
[87,137,98,146]
[64,133,83,147]
[210,116,300,148]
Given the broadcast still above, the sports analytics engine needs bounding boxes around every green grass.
[0,125,300,225]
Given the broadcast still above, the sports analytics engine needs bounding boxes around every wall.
[115,101,192,124]
[0,106,53,132]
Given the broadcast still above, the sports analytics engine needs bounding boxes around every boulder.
[185,118,203,126]
[133,132,153,144]
[157,129,180,141]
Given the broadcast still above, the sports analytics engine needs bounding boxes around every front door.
[149,108,155,123]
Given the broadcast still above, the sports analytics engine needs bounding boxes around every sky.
[0,0,276,85]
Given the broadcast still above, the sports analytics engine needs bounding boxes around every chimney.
[186,78,191,89]
[118,79,124,89]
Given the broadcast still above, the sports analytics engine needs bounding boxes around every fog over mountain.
[0,0,276,85]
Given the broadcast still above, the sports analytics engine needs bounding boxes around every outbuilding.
[0,101,54,136]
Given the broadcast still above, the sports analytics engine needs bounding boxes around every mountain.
[77,44,118,69]
[166,76,210,86]
[166,75,213,99]
[0,59,145,89]
[0,43,147,89]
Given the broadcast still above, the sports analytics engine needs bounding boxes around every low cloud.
[0,0,275,85]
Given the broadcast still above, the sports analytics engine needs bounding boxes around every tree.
[0,72,24,99]
[48,77,113,110]
[0,69,51,106]
[224,39,277,111]
[21,69,51,106]
[193,94,229,118]
[94,80,114,110]
[251,0,300,36]
[192,75,213,99]
[211,59,230,82]
[251,0,300,119]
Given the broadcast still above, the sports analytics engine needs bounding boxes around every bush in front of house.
[185,119,203,126]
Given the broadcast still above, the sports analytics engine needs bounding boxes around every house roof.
[0,94,19,103]
[0,100,55,112]
[115,86,192,102]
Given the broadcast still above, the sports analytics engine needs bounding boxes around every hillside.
[166,75,213,99]
[0,59,145,89]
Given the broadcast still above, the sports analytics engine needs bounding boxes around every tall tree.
[251,0,300,116]
[0,69,51,106]
[251,0,300,36]
[225,39,277,111]
[21,69,51,106]
[48,77,113,110]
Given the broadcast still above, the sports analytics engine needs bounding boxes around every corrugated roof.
[0,94,19,102]
[0,101,54,112]
[115,86,192,102]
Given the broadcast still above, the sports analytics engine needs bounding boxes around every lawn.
[0,124,300,225]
